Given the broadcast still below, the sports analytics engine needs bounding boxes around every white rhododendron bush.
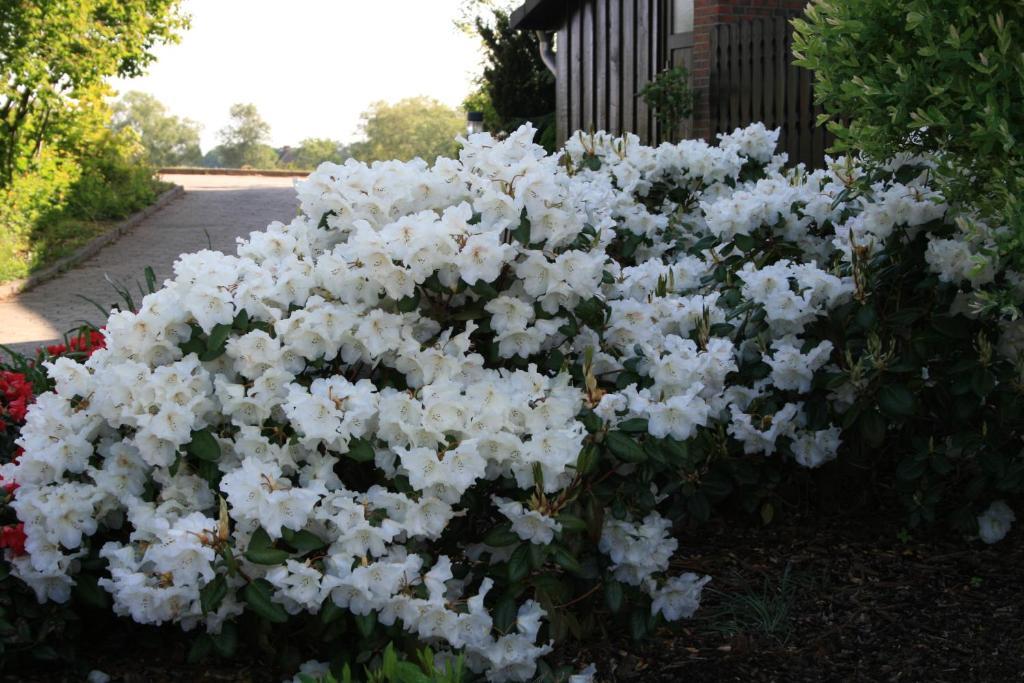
[4,122,1023,679]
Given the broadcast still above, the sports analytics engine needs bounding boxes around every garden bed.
[559,515,1024,681]
[4,513,1019,682]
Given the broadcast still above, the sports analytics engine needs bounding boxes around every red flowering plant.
[0,328,108,661]
[0,270,146,666]
[2,331,107,554]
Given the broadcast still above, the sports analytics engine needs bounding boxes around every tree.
[463,8,556,149]
[792,1,1024,267]
[217,103,276,168]
[348,97,463,164]
[112,91,202,167]
[0,0,189,185]
[288,137,348,169]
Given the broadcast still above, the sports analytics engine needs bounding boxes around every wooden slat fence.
[556,0,665,146]
[710,16,832,168]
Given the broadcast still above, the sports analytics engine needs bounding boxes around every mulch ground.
[6,514,1022,682]
[558,514,1024,682]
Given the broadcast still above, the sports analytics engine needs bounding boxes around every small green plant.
[638,66,697,134]
[703,565,802,645]
[296,644,466,683]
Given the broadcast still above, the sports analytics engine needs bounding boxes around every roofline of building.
[508,0,566,31]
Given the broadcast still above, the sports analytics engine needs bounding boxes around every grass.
[0,179,172,283]
[700,563,805,645]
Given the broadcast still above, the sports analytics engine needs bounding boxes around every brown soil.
[557,514,1024,682]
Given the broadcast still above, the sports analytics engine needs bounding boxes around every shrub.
[638,66,697,136]
[1,332,107,665]
[64,127,158,220]
[2,123,1021,680]
[792,1,1024,270]
[0,123,162,281]
[0,150,80,281]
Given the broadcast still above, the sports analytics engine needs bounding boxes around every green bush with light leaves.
[793,0,1024,281]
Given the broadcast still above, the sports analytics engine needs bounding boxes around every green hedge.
[0,129,161,282]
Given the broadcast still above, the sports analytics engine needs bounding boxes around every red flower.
[0,475,17,495]
[44,329,106,359]
[0,523,26,557]
[0,371,33,427]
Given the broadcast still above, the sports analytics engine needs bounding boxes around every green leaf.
[320,599,345,625]
[470,279,499,299]
[187,634,213,663]
[243,579,288,623]
[971,368,995,398]
[617,418,650,434]
[144,265,158,294]
[345,437,375,463]
[554,514,588,533]
[507,544,531,583]
[211,621,238,657]
[482,523,521,547]
[896,456,928,481]
[283,528,327,555]
[397,289,421,313]
[200,574,228,614]
[245,527,289,565]
[604,431,647,463]
[494,596,518,633]
[859,409,887,448]
[878,384,915,417]
[354,611,377,639]
[629,608,648,640]
[605,580,624,613]
[529,542,549,569]
[233,308,250,329]
[200,322,233,361]
[186,428,221,462]
[575,297,606,328]
[511,214,532,245]
[733,233,757,253]
[551,546,583,574]
[73,573,110,609]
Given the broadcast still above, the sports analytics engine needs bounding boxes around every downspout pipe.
[535,31,557,76]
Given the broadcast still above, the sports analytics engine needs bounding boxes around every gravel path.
[0,174,301,357]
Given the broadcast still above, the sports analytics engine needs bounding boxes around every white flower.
[649,573,711,621]
[455,231,512,285]
[977,501,1015,544]
[493,496,562,545]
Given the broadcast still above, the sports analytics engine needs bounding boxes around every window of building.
[672,0,694,35]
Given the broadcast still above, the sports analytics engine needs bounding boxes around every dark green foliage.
[638,66,697,136]
[467,10,556,149]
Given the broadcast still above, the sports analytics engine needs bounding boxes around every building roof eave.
[508,0,566,31]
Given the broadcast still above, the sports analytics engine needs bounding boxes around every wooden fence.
[709,17,833,168]
[554,0,668,146]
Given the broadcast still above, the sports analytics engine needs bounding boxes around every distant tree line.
[115,94,468,171]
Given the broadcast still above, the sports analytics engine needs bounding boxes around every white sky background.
[109,0,489,152]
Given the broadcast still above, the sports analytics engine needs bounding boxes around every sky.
[109,0,489,151]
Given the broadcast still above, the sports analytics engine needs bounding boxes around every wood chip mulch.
[557,513,1024,682]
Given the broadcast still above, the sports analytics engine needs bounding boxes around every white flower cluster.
[5,119,985,679]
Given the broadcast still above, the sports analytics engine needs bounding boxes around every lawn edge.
[0,184,185,302]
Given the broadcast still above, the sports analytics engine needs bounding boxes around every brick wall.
[689,0,807,140]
